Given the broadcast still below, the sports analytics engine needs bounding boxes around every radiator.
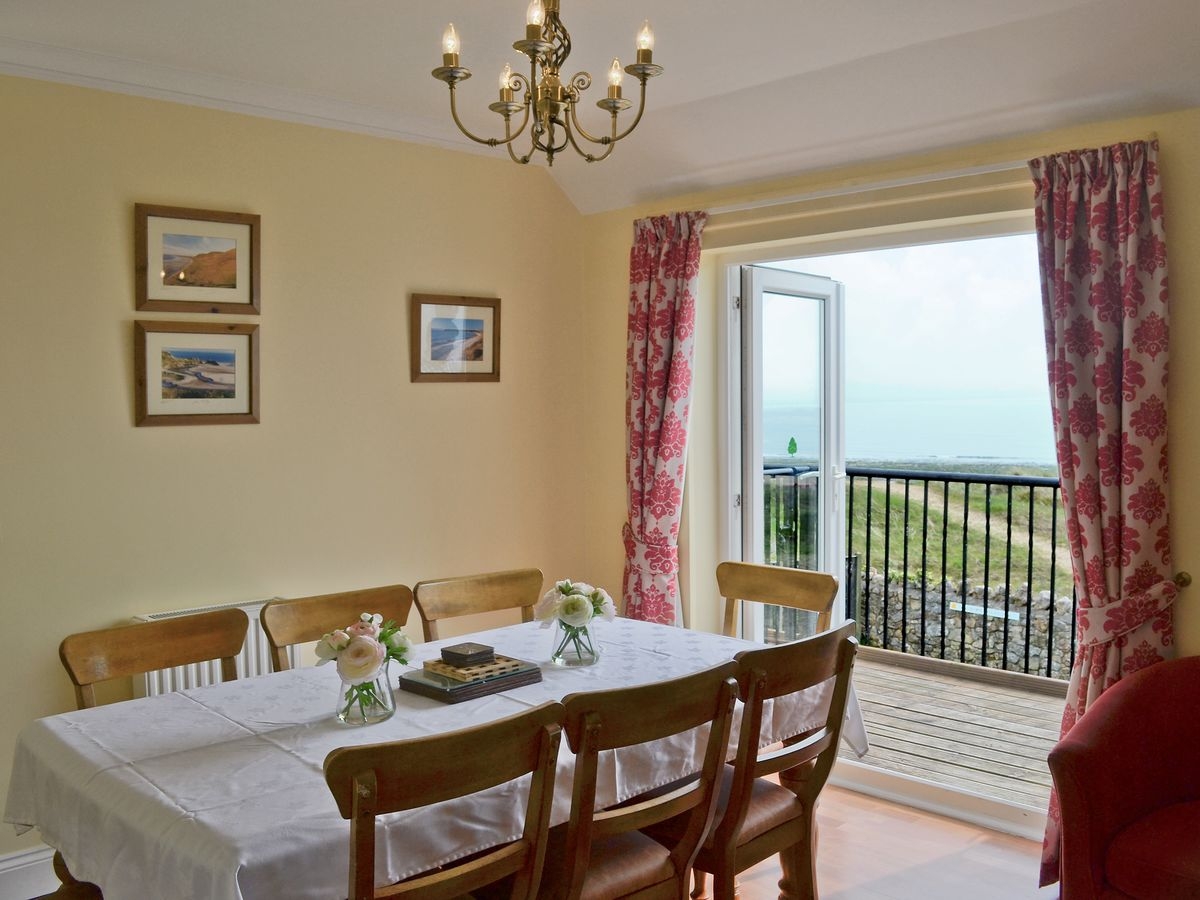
[131,598,297,697]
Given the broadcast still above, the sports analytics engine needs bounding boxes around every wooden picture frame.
[135,204,261,313]
[135,321,260,426]
[409,294,500,383]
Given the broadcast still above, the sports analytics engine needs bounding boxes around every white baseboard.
[0,843,58,900]
[831,756,1047,842]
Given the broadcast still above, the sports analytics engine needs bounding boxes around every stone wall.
[851,568,1075,679]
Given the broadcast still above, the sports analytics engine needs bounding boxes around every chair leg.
[776,822,818,900]
[710,868,738,900]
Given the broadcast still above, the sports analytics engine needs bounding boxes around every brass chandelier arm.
[445,84,530,148]
[564,117,618,163]
[566,76,650,148]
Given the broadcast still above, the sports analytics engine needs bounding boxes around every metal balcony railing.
[761,464,1077,679]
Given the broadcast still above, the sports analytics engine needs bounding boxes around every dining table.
[6,617,868,900]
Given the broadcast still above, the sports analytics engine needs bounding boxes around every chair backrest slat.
[413,568,542,641]
[59,608,250,709]
[717,621,858,848]
[716,560,838,638]
[260,585,414,672]
[557,661,739,900]
[324,702,564,900]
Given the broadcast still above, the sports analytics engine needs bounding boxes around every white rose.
[593,588,617,621]
[534,590,561,626]
[558,595,594,628]
[384,630,411,656]
[314,629,352,663]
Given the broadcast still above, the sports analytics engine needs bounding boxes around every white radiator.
[131,599,297,697]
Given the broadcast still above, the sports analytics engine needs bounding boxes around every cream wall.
[0,75,592,856]
[578,108,1200,650]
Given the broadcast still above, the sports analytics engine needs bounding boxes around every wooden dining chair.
[58,607,250,710]
[716,560,839,639]
[412,568,543,641]
[49,606,251,899]
[323,702,564,900]
[259,584,414,672]
[539,661,738,900]
[653,621,858,900]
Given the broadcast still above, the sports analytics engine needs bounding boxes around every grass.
[763,459,1076,602]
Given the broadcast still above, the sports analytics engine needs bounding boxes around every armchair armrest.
[1049,656,1200,898]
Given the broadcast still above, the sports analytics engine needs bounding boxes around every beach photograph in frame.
[135,204,261,313]
[135,321,260,425]
[410,294,500,382]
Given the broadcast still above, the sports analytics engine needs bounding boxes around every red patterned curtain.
[1030,141,1177,886]
[623,211,707,624]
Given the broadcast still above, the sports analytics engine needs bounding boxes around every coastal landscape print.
[429,316,485,361]
[160,233,237,288]
[160,347,237,399]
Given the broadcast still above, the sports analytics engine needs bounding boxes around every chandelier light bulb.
[526,0,545,27]
[442,23,460,56]
[636,20,654,51]
[608,58,623,87]
[499,63,513,92]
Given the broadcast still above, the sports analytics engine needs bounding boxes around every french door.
[730,264,846,642]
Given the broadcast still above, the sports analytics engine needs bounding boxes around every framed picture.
[135,204,261,313]
[135,321,260,426]
[409,294,500,382]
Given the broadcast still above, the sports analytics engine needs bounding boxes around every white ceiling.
[2,0,1197,214]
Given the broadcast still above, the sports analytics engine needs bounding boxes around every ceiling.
[2,0,1197,214]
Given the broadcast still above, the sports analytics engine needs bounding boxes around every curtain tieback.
[1077,578,1179,647]
[622,523,679,577]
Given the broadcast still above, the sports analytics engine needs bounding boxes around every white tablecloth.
[5,618,867,900]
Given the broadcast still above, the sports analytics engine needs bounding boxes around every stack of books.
[398,642,542,704]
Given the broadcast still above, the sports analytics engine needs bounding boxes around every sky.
[765,233,1058,464]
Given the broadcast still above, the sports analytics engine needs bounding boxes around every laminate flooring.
[736,785,1060,900]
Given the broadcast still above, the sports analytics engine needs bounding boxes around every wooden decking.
[840,646,1067,809]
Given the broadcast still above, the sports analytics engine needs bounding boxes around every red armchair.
[1048,654,1200,899]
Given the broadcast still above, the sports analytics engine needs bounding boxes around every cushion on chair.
[727,774,807,847]
[1105,800,1200,899]
[540,826,675,900]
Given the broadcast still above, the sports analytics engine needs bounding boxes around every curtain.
[1029,140,1177,886]
[623,211,707,624]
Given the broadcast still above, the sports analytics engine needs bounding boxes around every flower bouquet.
[535,580,617,666]
[316,613,411,724]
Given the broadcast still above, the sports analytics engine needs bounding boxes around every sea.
[765,398,1057,466]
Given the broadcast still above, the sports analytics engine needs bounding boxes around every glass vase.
[335,662,395,725]
[550,620,599,667]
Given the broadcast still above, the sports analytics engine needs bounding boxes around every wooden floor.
[839,647,1067,809]
[737,785,1059,899]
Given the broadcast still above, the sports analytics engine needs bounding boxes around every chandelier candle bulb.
[499,63,514,101]
[608,58,623,99]
[636,19,654,63]
[441,23,460,67]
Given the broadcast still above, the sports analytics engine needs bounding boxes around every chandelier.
[432,0,662,166]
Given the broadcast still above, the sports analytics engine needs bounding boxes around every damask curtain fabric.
[1029,141,1176,886]
[623,211,707,624]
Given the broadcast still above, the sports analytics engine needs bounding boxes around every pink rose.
[336,635,385,684]
[347,613,382,638]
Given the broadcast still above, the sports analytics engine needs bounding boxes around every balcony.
[761,464,1070,817]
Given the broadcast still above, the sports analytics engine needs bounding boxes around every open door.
[733,264,846,642]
